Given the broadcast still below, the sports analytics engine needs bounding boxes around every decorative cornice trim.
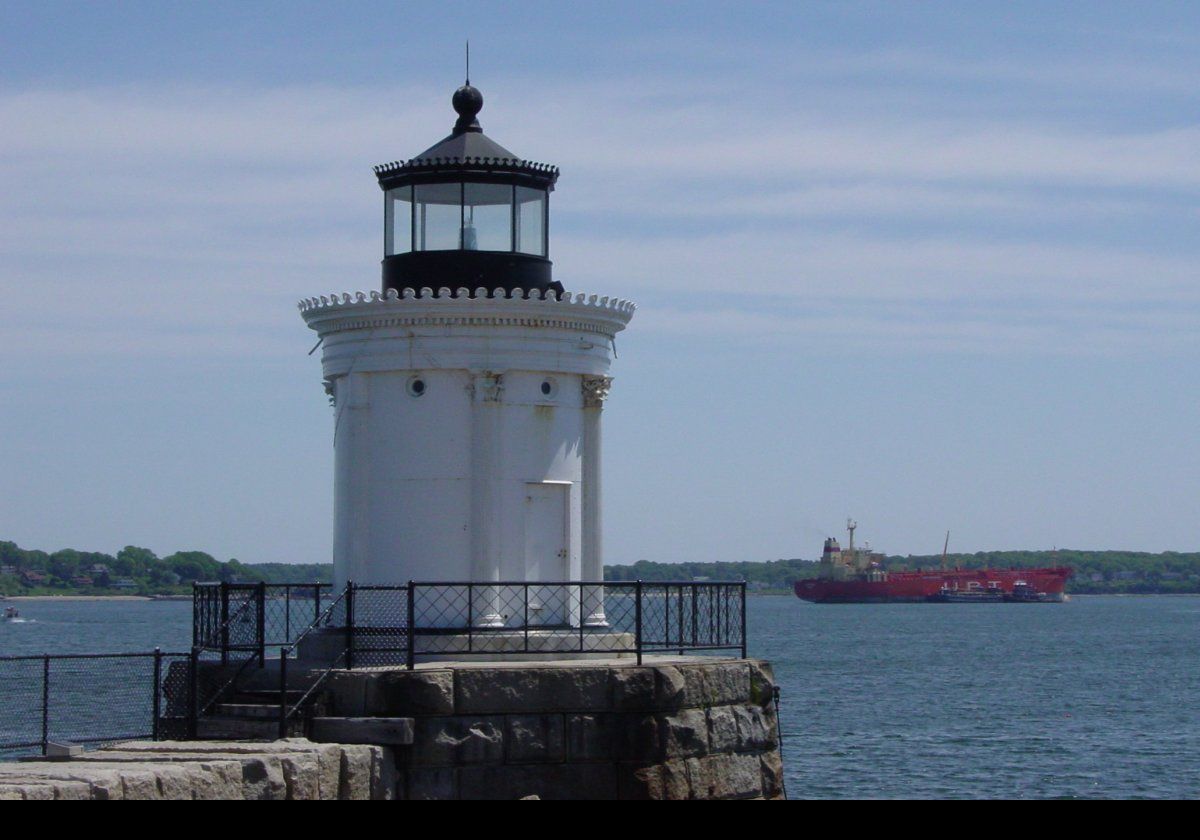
[298,287,635,316]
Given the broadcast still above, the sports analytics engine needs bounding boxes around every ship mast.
[942,530,950,570]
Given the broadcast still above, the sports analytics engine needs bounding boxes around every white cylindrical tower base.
[301,287,634,624]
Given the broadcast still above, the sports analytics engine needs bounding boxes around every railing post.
[740,582,747,659]
[285,585,291,642]
[406,582,415,671]
[41,654,50,755]
[345,581,355,671]
[152,648,162,741]
[691,584,699,649]
[677,585,684,655]
[256,581,267,667]
[188,647,199,739]
[278,647,290,739]
[314,584,322,621]
[634,580,643,666]
[219,581,229,666]
[523,582,529,654]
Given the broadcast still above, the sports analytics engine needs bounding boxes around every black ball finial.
[452,84,483,133]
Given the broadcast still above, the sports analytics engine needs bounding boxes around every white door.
[524,482,569,625]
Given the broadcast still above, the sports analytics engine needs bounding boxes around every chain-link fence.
[193,583,332,660]
[335,581,746,666]
[0,650,191,759]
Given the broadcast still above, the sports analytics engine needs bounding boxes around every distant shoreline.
[4,595,159,602]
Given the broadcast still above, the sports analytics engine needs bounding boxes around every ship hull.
[794,568,1071,604]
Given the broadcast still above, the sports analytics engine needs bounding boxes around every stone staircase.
[197,689,314,740]
[190,662,413,748]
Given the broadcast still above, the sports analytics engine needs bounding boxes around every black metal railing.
[189,582,331,732]
[192,579,746,671]
[277,587,350,738]
[0,650,191,759]
[193,582,332,660]
[1,581,746,755]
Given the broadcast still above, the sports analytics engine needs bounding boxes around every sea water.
[2,594,1197,798]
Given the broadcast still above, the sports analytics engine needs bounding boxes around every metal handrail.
[187,579,746,738]
[276,585,353,737]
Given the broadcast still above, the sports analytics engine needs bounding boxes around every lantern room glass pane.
[515,187,547,257]
[462,182,513,252]
[414,182,463,251]
[385,186,413,255]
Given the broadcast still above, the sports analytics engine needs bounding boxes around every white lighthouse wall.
[495,370,584,583]
[332,369,473,588]
[303,292,634,600]
[331,367,587,590]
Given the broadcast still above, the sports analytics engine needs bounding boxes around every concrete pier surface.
[1,656,784,800]
[0,740,395,800]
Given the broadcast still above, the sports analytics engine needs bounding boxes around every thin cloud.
[1,80,1196,365]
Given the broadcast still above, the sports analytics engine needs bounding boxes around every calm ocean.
[2,594,1197,798]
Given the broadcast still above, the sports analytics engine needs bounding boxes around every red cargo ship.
[793,521,1071,604]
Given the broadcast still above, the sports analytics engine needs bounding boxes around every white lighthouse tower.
[300,82,633,627]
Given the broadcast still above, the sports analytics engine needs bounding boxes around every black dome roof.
[374,84,558,192]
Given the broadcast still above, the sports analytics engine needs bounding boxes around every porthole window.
[407,376,427,397]
[539,378,557,399]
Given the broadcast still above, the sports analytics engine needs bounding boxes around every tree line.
[605,550,1200,594]
[0,541,329,596]
[3,539,1198,596]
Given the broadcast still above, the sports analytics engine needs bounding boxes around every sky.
[1,1,1198,565]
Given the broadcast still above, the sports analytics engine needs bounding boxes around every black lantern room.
[373,83,561,296]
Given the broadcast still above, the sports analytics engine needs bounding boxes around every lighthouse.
[299,82,634,628]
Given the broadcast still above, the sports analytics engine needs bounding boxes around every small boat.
[3,606,20,621]
[1004,581,1057,603]
[927,586,1004,603]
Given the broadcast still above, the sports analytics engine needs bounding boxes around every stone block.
[748,659,776,707]
[660,758,697,800]
[653,665,687,709]
[706,705,740,753]
[659,708,709,758]
[314,743,345,800]
[610,667,656,710]
[411,716,505,765]
[566,714,616,762]
[2,783,54,800]
[733,704,778,751]
[760,750,786,799]
[697,752,763,799]
[681,661,750,708]
[403,767,457,800]
[505,714,565,763]
[363,669,455,716]
[311,716,415,745]
[617,713,664,762]
[120,768,163,800]
[280,754,321,800]
[193,761,246,800]
[457,763,617,801]
[456,666,609,714]
[326,672,368,716]
[240,756,288,800]
[154,765,196,800]
[370,745,397,800]
[337,745,381,800]
[615,762,662,800]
